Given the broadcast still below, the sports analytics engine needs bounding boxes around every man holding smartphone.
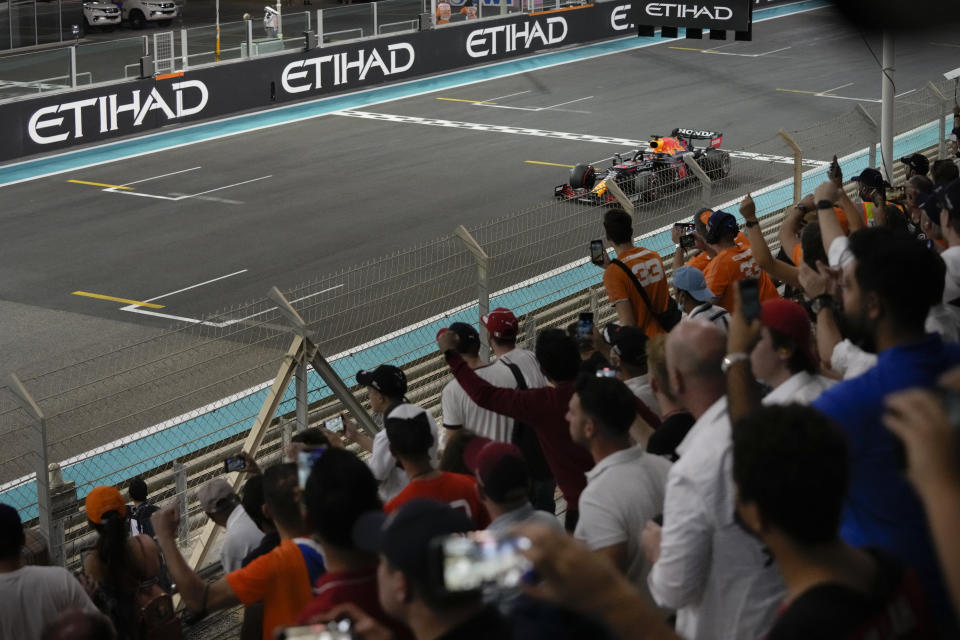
[601,208,671,337]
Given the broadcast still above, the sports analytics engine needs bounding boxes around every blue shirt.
[813,334,960,626]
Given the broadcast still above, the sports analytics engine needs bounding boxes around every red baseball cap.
[760,298,817,366]
[463,438,529,503]
[480,307,518,339]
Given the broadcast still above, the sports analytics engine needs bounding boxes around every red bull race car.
[554,128,731,204]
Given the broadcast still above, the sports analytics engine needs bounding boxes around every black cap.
[611,325,648,367]
[937,179,960,216]
[850,168,891,190]
[353,499,474,586]
[385,406,435,456]
[900,153,930,175]
[916,192,943,223]
[356,365,407,398]
[446,322,481,354]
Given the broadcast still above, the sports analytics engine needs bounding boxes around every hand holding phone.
[577,312,594,341]
[432,531,533,593]
[828,154,842,185]
[738,279,761,324]
[589,239,606,267]
[224,456,247,473]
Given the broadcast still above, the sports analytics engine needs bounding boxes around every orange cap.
[85,485,127,524]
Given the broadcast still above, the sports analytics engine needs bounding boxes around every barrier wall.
[0,2,636,161]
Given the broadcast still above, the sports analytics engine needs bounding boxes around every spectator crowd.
[4,132,960,640]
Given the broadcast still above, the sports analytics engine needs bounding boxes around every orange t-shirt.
[385,472,489,528]
[703,245,780,312]
[603,246,669,337]
[226,539,316,640]
[685,251,711,273]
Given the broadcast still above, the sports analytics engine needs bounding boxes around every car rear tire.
[702,149,731,180]
[129,9,145,28]
[570,164,596,190]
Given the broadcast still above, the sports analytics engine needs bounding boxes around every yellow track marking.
[72,291,165,308]
[68,179,134,190]
[436,97,496,105]
[525,160,575,168]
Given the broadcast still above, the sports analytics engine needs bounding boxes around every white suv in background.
[82,1,122,31]
[120,0,178,28]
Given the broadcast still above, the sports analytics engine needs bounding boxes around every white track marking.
[821,81,854,94]
[541,95,594,110]
[139,269,250,303]
[686,45,791,57]
[102,175,271,201]
[179,175,273,199]
[122,166,202,186]
[120,283,345,327]
[335,110,829,167]
[486,90,532,100]
[102,188,180,200]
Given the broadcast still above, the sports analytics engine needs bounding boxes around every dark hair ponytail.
[95,510,130,587]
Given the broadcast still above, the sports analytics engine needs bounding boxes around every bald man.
[643,320,784,640]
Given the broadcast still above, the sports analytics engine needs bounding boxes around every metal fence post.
[305,9,311,31]
[142,34,149,56]
[927,81,948,160]
[373,2,378,35]
[181,28,189,69]
[69,45,77,88]
[682,153,712,205]
[317,9,323,45]
[602,178,635,218]
[52,519,65,567]
[455,226,491,362]
[266,287,381,436]
[8,374,53,561]
[245,19,253,57]
[295,356,309,432]
[778,129,802,204]
[282,420,294,453]
[524,313,537,350]
[855,104,879,169]
[174,461,188,545]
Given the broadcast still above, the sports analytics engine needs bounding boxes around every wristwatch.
[816,200,834,210]
[810,294,833,315]
[745,220,760,228]
[721,352,750,374]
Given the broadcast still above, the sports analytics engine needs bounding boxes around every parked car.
[82,1,122,31]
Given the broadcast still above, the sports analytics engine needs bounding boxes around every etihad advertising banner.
[633,0,752,31]
[0,2,635,160]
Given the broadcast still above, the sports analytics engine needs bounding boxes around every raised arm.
[741,194,799,288]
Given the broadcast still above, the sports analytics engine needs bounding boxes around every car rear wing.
[671,128,723,149]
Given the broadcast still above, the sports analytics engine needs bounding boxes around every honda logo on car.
[27,80,208,145]
[282,42,415,93]
[644,3,733,19]
[466,16,567,58]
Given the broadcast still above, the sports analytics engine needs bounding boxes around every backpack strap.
[504,362,528,391]
[610,259,663,331]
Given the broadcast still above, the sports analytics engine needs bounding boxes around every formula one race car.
[554,128,731,205]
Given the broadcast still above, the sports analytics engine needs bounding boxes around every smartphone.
[739,279,761,323]
[297,448,327,489]
[589,239,605,266]
[678,223,696,249]
[886,186,906,202]
[275,619,354,640]
[577,312,594,341]
[431,531,533,593]
[224,456,246,473]
[325,415,344,432]
[595,367,618,378]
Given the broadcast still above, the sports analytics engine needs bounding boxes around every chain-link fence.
[0,73,954,569]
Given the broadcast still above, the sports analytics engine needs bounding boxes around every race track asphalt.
[0,4,956,376]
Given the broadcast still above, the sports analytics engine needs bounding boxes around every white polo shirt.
[441,360,519,443]
[574,445,670,593]
[648,396,784,640]
[496,348,548,389]
[762,371,835,406]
